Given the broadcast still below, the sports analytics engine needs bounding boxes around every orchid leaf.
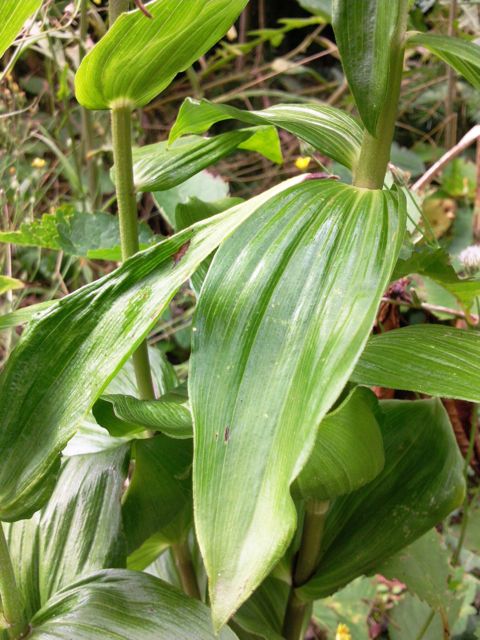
[0,0,41,59]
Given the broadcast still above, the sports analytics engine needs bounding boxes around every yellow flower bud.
[336,623,352,640]
[295,156,311,171]
[31,157,46,169]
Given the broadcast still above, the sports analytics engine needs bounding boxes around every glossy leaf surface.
[352,325,480,402]
[29,570,238,639]
[0,177,304,522]
[296,388,384,501]
[6,448,129,619]
[407,33,480,89]
[332,0,405,134]
[132,128,281,193]
[0,0,41,59]
[299,399,465,600]
[169,98,363,169]
[191,181,405,626]
[75,0,248,110]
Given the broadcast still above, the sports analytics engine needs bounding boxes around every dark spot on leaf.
[172,241,191,265]
[224,427,230,443]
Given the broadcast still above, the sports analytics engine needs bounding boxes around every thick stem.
[282,500,330,640]
[111,106,156,400]
[0,523,28,639]
[172,542,201,600]
[353,1,409,190]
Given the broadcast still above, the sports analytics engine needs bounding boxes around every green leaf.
[0,207,155,258]
[332,0,406,135]
[352,325,480,402]
[298,399,465,600]
[234,578,289,640]
[0,301,56,332]
[94,388,192,439]
[75,0,248,110]
[169,98,363,169]
[132,128,282,193]
[407,33,480,89]
[122,436,192,557]
[28,570,238,639]
[296,0,331,21]
[0,176,305,522]
[378,530,451,611]
[0,0,41,59]
[191,181,405,626]
[154,170,230,228]
[296,388,384,502]
[5,448,129,619]
[0,276,24,295]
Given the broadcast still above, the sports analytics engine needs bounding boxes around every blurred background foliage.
[0,1,479,637]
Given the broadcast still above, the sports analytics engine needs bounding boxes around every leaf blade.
[0,0,41,59]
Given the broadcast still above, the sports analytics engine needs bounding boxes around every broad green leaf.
[94,388,192,439]
[0,275,24,295]
[234,578,289,640]
[0,301,56,332]
[154,170,230,228]
[332,0,406,135]
[0,207,155,258]
[352,325,480,402]
[132,128,282,193]
[296,388,384,501]
[0,0,41,59]
[0,176,304,522]
[191,181,405,626]
[407,33,480,89]
[169,98,363,170]
[296,0,331,21]
[122,436,192,557]
[5,448,129,619]
[29,570,238,639]
[298,399,465,600]
[75,0,248,110]
[378,530,451,611]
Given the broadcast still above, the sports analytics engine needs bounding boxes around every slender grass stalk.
[353,0,409,190]
[0,523,28,639]
[282,500,329,640]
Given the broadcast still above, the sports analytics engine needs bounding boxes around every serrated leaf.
[28,570,238,639]
[0,276,24,295]
[407,32,480,89]
[5,448,129,619]
[298,399,465,600]
[75,0,248,110]
[191,181,405,626]
[132,128,282,193]
[352,325,480,402]
[169,98,363,169]
[122,436,192,557]
[332,0,406,135]
[296,387,384,502]
[0,0,41,59]
[0,176,305,522]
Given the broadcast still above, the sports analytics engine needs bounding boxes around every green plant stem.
[109,0,130,25]
[172,542,201,600]
[282,500,330,640]
[0,523,28,639]
[353,1,409,190]
[111,105,156,401]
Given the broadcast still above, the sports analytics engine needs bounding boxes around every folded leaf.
[29,570,238,639]
[332,0,406,135]
[296,388,384,501]
[0,0,41,59]
[75,0,248,110]
[191,181,405,626]
[94,388,192,439]
[132,128,282,193]
[122,436,193,556]
[0,176,305,522]
[298,399,465,600]
[5,448,129,619]
[352,325,480,402]
[169,98,363,169]
[407,32,480,89]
